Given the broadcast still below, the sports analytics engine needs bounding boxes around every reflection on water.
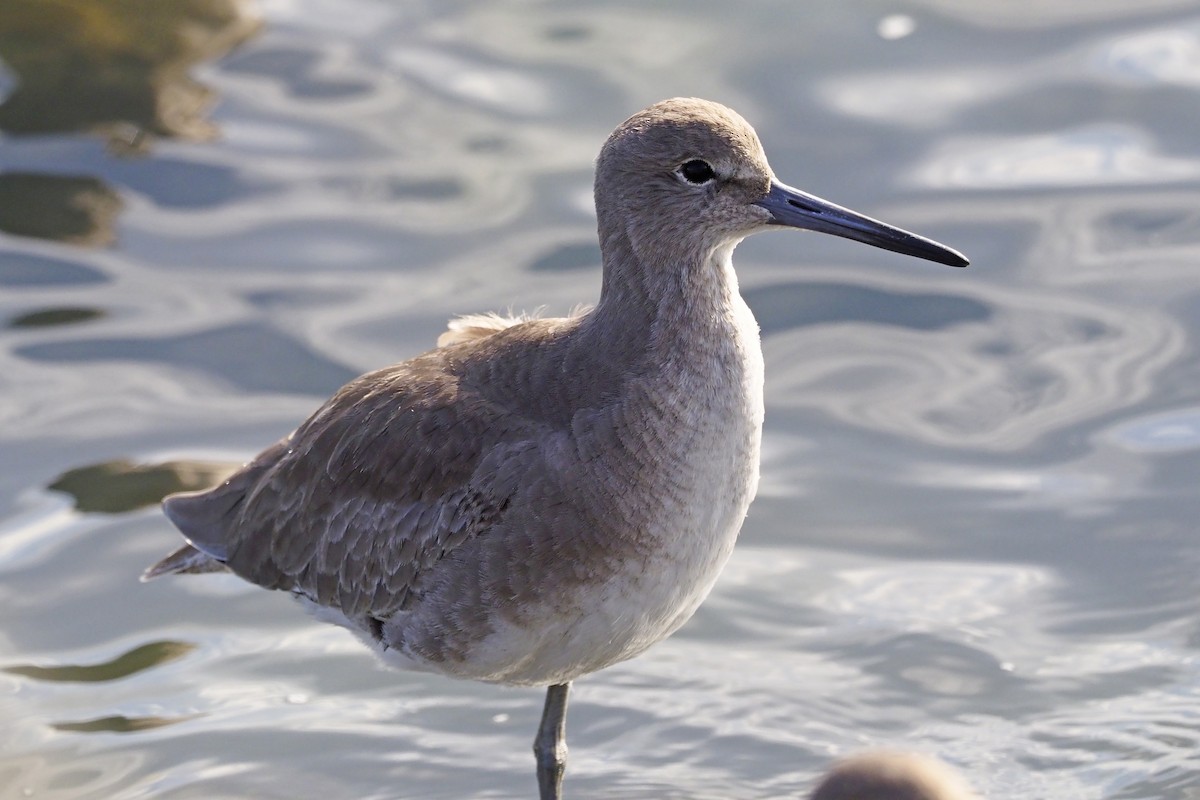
[0,0,260,251]
[1,1,1199,798]
[52,714,198,734]
[0,0,260,145]
[5,640,196,683]
[48,460,235,514]
[0,173,122,246]
[7,307,106,329]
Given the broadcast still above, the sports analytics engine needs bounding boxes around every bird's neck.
[588,227,750,362]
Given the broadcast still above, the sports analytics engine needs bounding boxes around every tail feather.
[149,439,289,580]
[141,543,228,581]
[162,488,238,561]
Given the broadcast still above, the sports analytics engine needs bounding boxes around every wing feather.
[153,315,606,624]
[177,352,544,620]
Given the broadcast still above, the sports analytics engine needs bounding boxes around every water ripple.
[763,270,1184,450]
[1105,406,1200,452]
[1094,21,1200,87]
[912,125,1200,189]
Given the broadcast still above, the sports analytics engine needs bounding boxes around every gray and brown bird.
[146,97,968,799]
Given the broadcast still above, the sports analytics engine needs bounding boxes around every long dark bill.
[756,179,969,268]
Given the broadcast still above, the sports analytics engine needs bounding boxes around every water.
[2,1,1200,797]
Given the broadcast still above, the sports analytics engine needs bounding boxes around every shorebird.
[145,97,968,799]
[810,752,979,800]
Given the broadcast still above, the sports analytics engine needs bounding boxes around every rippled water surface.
[3,1,1200,798]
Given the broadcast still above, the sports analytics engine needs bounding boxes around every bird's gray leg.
[534,682,571,800]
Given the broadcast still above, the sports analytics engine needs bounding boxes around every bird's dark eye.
[678,159,716,185]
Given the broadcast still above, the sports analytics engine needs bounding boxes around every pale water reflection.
[914,126,1200,189]
[1108,407,1200,452]
[762,267,1183,450]
[2,1,1200,799]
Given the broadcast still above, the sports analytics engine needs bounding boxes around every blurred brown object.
[810,751,980,800]
[0,0,261,149]
[0,172,122,245]
[49,458,239,514]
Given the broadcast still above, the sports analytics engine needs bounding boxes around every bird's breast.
[562,300,765,650]
[396,300,766,686]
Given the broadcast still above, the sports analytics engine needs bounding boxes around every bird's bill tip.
[756,179,969,268]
